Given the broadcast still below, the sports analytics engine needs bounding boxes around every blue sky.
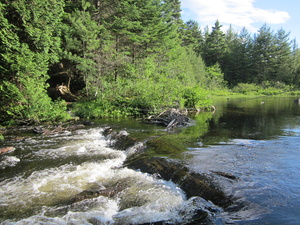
[181,0,300,44]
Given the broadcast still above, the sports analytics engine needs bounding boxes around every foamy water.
[0,127,212,224]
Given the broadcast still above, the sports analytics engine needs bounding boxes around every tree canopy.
[0,0,299,125]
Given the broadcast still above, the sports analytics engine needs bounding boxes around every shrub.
[183,86,212,109]
[232,83,260,95]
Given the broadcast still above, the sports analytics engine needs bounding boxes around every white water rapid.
[0,127,213,224]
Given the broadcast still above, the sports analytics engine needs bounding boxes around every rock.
[102,127,137,150]
[211,171,237,180]
[33,126,49,134]
[126,157,232,208]
[179,196,221,225]
[82,121,94,125]
[71,180,129,204]
[33,124,85,135]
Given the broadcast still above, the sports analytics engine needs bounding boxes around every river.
[0,96,299,224]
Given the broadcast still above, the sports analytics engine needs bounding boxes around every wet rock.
[126,157,232,208]
[33,126,49,134]
[71,181,129,203]
[102,127,137,150]
[33,125,65,135]
[82,120,94,125]
[32,124,85,135]
[135,197,219,225]
[179,196,221,225]
[211,171,237,180]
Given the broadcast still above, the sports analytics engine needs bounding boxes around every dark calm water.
[0,96,299,224]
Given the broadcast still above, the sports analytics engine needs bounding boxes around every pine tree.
[272,29,293,83]
[223,27,253,85]
[203,20,227,67]
[181,20,203,55]
[59,0,101,97]
[0,0,70,124]
[251,24,277,82]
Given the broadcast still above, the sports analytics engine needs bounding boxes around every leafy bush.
[183,86,212,109]
[232,82,294,96]
[232,83,260,94]
[71,99,135,119]
[205,63,226,90]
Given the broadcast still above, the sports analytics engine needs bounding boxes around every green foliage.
[202,20,227,66]
[71,97,138,119]
[232,82,293,96]
[183,86,211,109]
[205,63,226,90]
[1,1,299,124]
[0,0,70,125]
[232,83,260,95]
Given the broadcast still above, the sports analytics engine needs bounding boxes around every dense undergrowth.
[1,1,299,126]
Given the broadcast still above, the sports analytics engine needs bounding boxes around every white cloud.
[181,0,290,32]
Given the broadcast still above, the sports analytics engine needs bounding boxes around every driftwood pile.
[145,108,191,128]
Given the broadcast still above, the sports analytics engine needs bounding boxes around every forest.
[1,0,300,125]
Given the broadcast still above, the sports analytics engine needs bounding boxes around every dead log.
[0,146,15,155]
[56,84,78,102]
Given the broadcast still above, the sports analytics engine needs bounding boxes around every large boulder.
[125,156,232,208]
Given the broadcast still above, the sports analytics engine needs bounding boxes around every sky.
[181,0,300,44]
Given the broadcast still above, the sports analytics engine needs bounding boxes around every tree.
[251,24,277,82]
[59,0,101,97]
[181,20,203,55]
[223,27,253,85]
[272,29,293,84]
[202,20,227,67]
[0,0,70,124]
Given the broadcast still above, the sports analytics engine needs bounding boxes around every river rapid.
[0,96,300,224]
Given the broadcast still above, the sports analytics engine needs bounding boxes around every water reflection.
[200,96,300,144]
[185,96,300,224]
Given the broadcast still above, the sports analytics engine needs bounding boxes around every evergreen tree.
[181,20,203,55]
[59,0,101,97]
[223,27,253,85]
[203,20,227,67]
[290,40,300,86]
[251,24,277,82]
[272,29,293,84]
[0,0,70,124]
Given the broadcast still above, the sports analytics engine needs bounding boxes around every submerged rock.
[102,127,138,150]
[71,180,130,204]
[211,171,237,180]
[125,157,232,208]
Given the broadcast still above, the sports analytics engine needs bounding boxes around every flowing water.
[184,96,300,224]
[0,96,300,224]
